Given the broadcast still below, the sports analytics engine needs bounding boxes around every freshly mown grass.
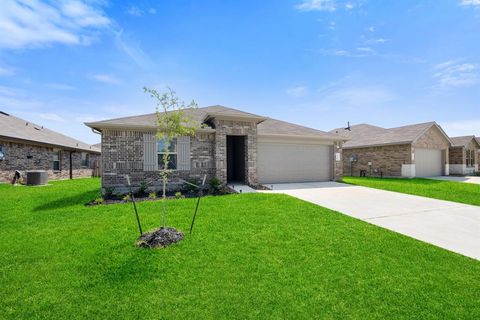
[0,178,479,319]
[343,176,480,206]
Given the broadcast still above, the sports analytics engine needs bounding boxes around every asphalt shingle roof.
[86,105,342,140]
[330,121,448,148]
[0,111,100,153]
[450,135,480,148]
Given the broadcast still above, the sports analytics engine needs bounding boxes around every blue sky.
[0,0,479,144]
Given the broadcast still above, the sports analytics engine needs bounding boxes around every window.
[157,139,177,170]
[0,145,4,161]
[467,149,475,167]
[81,152,90,167]
[52,150,61,171]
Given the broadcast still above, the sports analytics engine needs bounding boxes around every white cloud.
[433,60,480,87]
[318,86,394,108]
[148,8,157,14]
[295,0,336,12]
[90,74,121,84]
[46,83,75,90]
[0,0,110,49]
[39,113,65,122]
[314,47,377,57]
[0,65,15,76]
[127,6,144,17]
[441,119,480,137]
[114,30,152,68]
[345,3,355,10]
[368,26,375,32]
[460,0,480,7]
[286,86,309,97]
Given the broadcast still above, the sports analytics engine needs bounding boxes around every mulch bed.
[136,227,184,249]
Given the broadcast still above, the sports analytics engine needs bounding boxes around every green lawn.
[1,179,479,319]
[343,176,480,206]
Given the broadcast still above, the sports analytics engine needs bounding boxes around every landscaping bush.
[148,192,157,199]
[182,178,201,194]
[93,197,104,205]
[135,182,148,196]
[208,177,223,195]
[122,194,131,202]
[103,187,115,199]
[175,191,184,199]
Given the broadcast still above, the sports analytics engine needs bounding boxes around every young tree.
[144,87,198,228]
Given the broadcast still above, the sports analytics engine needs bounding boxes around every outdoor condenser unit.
[26,170,48,186]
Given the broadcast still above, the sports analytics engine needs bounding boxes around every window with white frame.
[0,145,5,161]
[52,150,61,170]
[157,139,177,170]
[81,152,90,167]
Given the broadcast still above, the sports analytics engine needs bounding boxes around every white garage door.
[415,148,442,177]
[257,138,333,184]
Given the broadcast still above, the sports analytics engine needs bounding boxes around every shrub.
[148,192,157,199]
[136,182,148,196]
[103,187,115,199]
[175,191,184,199]
[93,197,104,205]
[475,171,480,177]
[182,178,201,193]
[122,194,131,202]
[208,177,222,195]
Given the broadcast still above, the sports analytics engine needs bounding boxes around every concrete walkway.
[228,183,257,193]
[261,182,480,260]
[429,176,480,185]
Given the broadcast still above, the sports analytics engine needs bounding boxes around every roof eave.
[343,140,413,149]
[258,133,347,141]
[0,135,101,153]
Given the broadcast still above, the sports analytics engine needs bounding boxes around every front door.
[227,135,246,183]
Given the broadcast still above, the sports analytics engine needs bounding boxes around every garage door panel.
[257,140,332,184]
[415,148,442,177]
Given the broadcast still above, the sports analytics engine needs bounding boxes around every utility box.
[26,170,48,186]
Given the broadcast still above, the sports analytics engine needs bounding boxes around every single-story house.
[85,105,345,193]
[0,111,101,183]
[330,122,451,178]
[449,136,479,175]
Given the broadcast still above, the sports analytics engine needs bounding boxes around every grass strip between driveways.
[342,176,480,206]
[0,178,479,319]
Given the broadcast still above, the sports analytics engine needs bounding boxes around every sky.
[0,0,479,144]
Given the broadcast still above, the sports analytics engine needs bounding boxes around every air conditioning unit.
[26,170,48,185]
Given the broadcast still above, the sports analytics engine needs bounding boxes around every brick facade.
[213,119,258,185]
[343,126,451,178]
[0,139,100,183]
[343,144,411,177]
[101,129,216,194]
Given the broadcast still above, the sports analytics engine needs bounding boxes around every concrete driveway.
[261,182,480,260]
[429,176,480,184]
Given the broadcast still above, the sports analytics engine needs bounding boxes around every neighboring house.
[0,111,101,183]
[330,122,451,178]
[449,136,479,175]
[85,105,344,193]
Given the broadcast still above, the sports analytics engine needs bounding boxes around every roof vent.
[0,111,9,116]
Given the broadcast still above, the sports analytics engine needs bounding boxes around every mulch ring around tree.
[136,227,184,249]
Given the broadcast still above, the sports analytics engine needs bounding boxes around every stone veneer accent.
[101,129,216,194]
[0,139,100,183]
[333,142,343,181]
[213,119,258,185]
[343,144,411,177]
[449,139,479,175]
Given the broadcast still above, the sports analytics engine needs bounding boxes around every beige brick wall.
[413,126,450,150]
[343,144,411,177]
[449,147,464,165]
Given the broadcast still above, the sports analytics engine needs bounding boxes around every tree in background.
[144,87,198,228]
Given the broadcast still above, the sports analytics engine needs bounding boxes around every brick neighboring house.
[0,111,101,183]
[330,122,451,178]
[449,136,479,175]
[85,106,345,193]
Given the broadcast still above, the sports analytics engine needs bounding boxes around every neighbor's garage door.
[415,148,442,177]
[257,138,333,184]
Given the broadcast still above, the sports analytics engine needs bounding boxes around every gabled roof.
[258,118,343,140]
[330,121,450,149]
[450,135,480,148]
[0,111,100,153]
[85,105,266,130]
[86,105,343,141]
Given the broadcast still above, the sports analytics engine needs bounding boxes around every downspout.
[69,151,73,179]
